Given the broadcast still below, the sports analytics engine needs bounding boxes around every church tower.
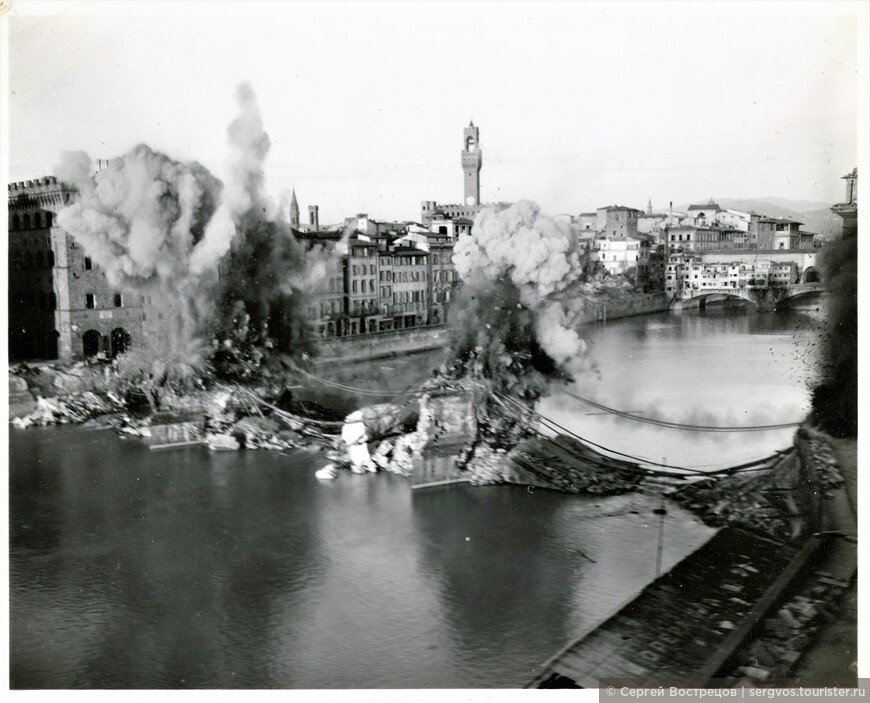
[461,121,482,207]
[289,189,300,228]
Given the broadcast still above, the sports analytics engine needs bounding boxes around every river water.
[8,301,825,689]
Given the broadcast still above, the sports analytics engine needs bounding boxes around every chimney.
[309,205,320,231]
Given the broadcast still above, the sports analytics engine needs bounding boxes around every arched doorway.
[111,328,131,356]
[82,330,101,358]
[802,266,820,283]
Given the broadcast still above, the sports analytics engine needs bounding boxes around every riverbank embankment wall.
[313,324,449,365]
[314,294,671,364]
[574,292,671,324]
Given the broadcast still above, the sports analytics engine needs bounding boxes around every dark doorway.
[82,330,101,358]
[111,328,131,356]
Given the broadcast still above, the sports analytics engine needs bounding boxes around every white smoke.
[190,82,273,275]
[53,81,337,361]
[55,143,222,341]
[453,200,589,368]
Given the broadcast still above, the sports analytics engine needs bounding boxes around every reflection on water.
[9,304,824,688]
[10,427,712,689]
[539,304,826,469]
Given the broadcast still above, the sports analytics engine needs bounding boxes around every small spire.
[291,188,298,206]
[469,119,474,127]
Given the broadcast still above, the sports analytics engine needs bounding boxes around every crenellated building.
[421,121,512,226]
[8,177,144,362]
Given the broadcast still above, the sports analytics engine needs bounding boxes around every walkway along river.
[8,302,826,688]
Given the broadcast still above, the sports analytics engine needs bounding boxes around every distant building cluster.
[295,226,459,339]
[664,256,810,298]
[7,118,853,362]
[575,196,822,284]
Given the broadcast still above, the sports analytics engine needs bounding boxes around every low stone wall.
[314,324,449,364]
[575,292,671,325]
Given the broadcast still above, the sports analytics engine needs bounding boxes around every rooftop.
[597,204,643,212]
[687,200,723,212]
[392,247,430,256]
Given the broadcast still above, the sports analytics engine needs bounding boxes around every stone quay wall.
[313,324,449,364]
[575,292,671,325]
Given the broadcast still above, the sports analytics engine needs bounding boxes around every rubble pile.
[370,433,425,476]
[467,444,511,485]
[727,574,852,683]
[11,362,109,398]
[668,450,807,543]
[12,392,125,428]
[229,416,290,450]
[803,427,844,489]
[502,434,644,494]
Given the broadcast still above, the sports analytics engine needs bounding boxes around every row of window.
[313,291,429,320]
[9,211,53,231]
[394,290,425,304]
[432,270,457,283]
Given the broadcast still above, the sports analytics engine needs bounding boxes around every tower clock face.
[466,195,476,206]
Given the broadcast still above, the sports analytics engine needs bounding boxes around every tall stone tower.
[289,189,300,228]
[461,121,482,207]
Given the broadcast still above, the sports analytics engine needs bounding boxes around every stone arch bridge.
[678,282,824,312]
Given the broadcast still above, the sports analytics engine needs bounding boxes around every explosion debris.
[53,82,337,383]
[446,201,591,401]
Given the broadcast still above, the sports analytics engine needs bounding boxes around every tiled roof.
[392,247,429,256]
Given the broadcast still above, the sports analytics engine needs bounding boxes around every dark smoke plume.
[811,226,857,437]
[446,201,595,401]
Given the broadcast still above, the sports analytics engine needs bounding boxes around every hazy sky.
[6,1,864,223]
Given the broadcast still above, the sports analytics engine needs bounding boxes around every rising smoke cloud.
[55,144,223,340]
[448,201,594,398]
[190,82,273,276]
[54,82,335,369]
[811,226,857,437]
[452,200,588,363]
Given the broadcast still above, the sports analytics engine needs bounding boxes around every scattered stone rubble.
[12,391,125,428]
[667,450,807,543]
[505,435,644,494]
[802,427,844,489]
[726,573,852,683]
[9,376,338,455]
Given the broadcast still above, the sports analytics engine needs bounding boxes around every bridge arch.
[802,266,820,283]
[685,289,754,303]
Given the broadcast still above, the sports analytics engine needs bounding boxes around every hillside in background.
[674,197,841,240]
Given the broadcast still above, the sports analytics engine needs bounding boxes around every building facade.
[596,205,643,237]
[8,178,144,362]
[596,235,650,279]
[391,248,429,328]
